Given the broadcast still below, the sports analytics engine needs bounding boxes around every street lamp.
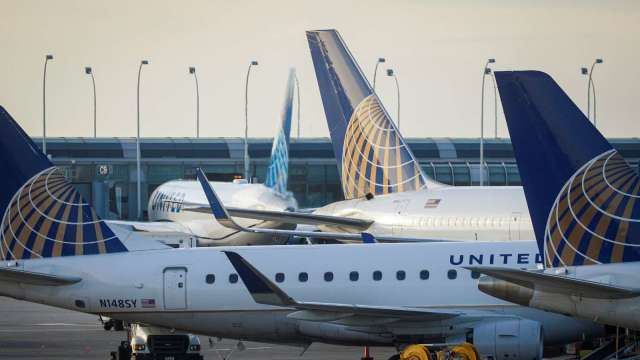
[244,60,258,181]
[136,60,149,220]
[480,58,495,186]
[386,69,400,130]
[42,54,53,155]
[582,58,603,126]
[294,71,301,139]
[372,57,386,91]
[189,66,200,138]
[85,67,97,138]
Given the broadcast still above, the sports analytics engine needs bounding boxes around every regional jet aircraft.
[0,105,604,360]
[469,71,640,330]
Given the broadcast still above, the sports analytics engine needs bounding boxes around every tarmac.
[0,296,397,360]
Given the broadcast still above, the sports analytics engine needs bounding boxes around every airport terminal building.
[39,137,640,220]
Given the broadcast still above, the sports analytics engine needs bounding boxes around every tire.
[114,320,125,331]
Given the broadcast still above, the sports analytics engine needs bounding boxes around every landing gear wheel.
[400,345,431,360]
[449,343,479,360]
[114,320,124,331]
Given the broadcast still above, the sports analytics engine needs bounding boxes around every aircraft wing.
[224,251,460,321]
[107,220,192,234]
[467,266,640,299]
[195,168,448,243]
[185,206,373,230]
[0,267,81,286]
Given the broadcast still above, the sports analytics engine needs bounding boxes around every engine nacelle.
[471,319,543,360]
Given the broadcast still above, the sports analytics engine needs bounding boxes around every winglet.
[223,251,296,307]
[362,232,377,244]
[195,168,242,230]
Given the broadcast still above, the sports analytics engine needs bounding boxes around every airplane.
[122,68,380,246]
[0,105,604,360]
[303,29,535,242]
[467,70,640,330]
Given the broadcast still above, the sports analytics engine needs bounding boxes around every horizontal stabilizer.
[468,266,640,299]
[0,267,81,286]
[185,206,373,230]
[224,251,459,320]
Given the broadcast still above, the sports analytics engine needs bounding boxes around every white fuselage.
[315,186,534,241]
[0,239,602,347]
[146,180,298,246]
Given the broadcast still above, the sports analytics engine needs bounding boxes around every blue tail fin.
[264,68,294,195]
[0,106,127,260]
[307,29,433,200]
[496,71,640,267]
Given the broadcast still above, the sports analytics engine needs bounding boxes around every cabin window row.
[204,269,481,285]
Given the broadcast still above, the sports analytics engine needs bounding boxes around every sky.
[1,0,639,140]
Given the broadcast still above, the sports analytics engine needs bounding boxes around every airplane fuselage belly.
[0,242,602,345]
[315,186,534,241]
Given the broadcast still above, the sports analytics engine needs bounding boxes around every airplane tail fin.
[264,68,295,195]
[496,71,640,267]
[307,29,434,200]
[0,106,127,260]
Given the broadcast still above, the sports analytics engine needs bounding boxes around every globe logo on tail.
[545,149,640,267]
[1,167,127,260]
[341,95,426,199]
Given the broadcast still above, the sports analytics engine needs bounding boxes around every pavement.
[0,296,397,360]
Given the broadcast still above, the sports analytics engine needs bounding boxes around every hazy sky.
[1,0,639,139]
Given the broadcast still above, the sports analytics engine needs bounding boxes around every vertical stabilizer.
[307,29,433,200]
[496,71,640,267]
[0,106,127,260]
[265,68,295,195]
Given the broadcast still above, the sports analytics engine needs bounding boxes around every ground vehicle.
[129,323,203,360]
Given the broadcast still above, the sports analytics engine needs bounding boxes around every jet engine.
[470,319,543,360]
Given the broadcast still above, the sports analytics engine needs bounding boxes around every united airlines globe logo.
[545,149,640,267]
[0,167,126,260]
[341,95,426,199]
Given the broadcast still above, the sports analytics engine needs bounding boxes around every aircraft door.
[163,267,187,310]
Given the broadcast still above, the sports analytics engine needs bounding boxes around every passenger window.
[205,274,215,284]
[349,271,359,282]
[471,271,481,279]
[396,270,406,281]
[420,270,430,280]
[298,272,308,282]
[324,272,334,282]
[447,269,457,280]
[373,270,382,281]
[229,274,239,283]
[275,273,285,283]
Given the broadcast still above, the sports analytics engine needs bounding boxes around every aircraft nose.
[478,275,534,306]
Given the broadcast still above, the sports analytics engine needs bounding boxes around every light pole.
[480,58,495,186]
[386,69,400,129]
[85,67,97,137]
[189,67,200,138]
[42,54,53,155]
[582,58,603,126]
[372,57,385,91]
[294,71,301,139]
[244,60,258,181]
[136,60,149,220]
